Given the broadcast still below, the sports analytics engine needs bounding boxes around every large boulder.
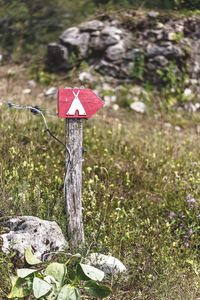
[0,216,68,260]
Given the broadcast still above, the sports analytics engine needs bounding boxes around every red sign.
[58,89,104,118]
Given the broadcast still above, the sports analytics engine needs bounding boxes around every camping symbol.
[66,91,86,116]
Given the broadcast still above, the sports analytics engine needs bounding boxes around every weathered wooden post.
[58,88,104,248]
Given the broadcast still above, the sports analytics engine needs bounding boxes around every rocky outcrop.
[47,11,200,97]
[0,216,68,260]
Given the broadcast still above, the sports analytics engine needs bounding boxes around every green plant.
[8,247,112,299]
[131,51,145,80]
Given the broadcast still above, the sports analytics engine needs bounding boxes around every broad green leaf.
[17,268,37,278]
[25,246,42,265]
[85,281,112,298]
[57,285,80,300]
[79,263,104,281]
[33,277,52,299]
[45,262,67,284]
[7,277,31,298]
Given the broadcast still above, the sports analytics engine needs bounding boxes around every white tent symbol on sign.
[66,91,86,116]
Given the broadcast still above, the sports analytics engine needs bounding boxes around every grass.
[0,64,200,299]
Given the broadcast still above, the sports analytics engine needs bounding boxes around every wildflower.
[187,198,195,203]
[189,205,194,210]
[184,242,189,247]
[116,207,121,211]
[197,215,200,219]
[177,175,181,179]
[120,197,125,200]
[193,161,198,165]
[169,212,175,219]
[188,229,193,235]
[181,215,185,218]
[180,223,183,226]
[187,195,191,199]
[184,235,189,239]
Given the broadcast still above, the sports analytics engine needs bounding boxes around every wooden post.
[65,118,84,248]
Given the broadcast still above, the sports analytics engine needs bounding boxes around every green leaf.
[7,277,31,298]
[17,268,37,278]
[33,277,52,299]
[25,246,42,265]
[45,262,67,284]
[57,285,80,300]
[79,263,104,281]
[85,281,112,298]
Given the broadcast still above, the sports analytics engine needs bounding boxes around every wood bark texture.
[65,119,84,248]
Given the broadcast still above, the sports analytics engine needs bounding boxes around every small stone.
[113,104,119,110]
[79,71,94,82]
[148,11,159,18]
[28,80,36,87]
[175,125,181,131]
[184,88,192,97]
[86,253,127,276]
[130,101,147,113]
[23,88,31,94]
[196,125,200,134]
[45,87,58,99]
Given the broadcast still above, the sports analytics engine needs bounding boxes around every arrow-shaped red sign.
[58,89,104,118]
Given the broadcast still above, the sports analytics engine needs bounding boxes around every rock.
[79,71,95,82]
[151,55,169,67]
[80,20,104,32]
[148,11,159,18]
[174,125,181,131]
[86,253,127,276]
[130,101,147,113]
[23,88,31,94]
[184,88,192,97]
[90,26,123,51]
[104,95,117,106]
[105,42,125,61]
[0,216,68,260]
[60,27,90,57]
[28,80,36,87]
[95,59,120,77]
[146,44,183,58]
[196,125,200,134]
[47,43,71,71]
[113,104,119,110]
[45,87,58,99]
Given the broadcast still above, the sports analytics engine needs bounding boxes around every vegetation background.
[1,0,200,299]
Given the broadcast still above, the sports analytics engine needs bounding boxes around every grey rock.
[130,101,147,113]
[149,55,169,67]
[105,42,125,61]
[23,88,31,94]
[95,59,120,77]
[87,253,127,276]
[60,27,90,57]
[146,44,183,58]
[47,43,71,70]
[80,20,104,32]
[0,216,68,260]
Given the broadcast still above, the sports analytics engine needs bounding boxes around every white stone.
[45,87,58,99]
[1,216,68,260]
[23,88,32,94]
[130,101,147,113]
[87,253,127,276]
[175,125,181,131]
[79,72,94,82]
[184,88,192,97]
[113,104,119,111]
